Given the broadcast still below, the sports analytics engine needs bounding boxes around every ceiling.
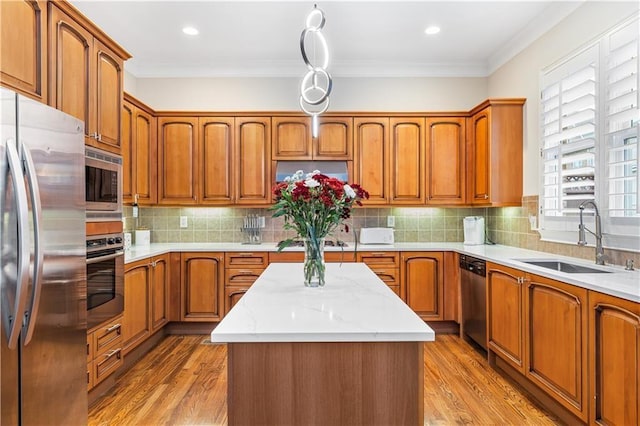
[71,0,584,78]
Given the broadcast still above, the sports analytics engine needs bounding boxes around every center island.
[210,262,435,426]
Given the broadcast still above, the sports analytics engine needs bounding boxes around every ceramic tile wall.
[123,196,639,267]
[123,206,485,245]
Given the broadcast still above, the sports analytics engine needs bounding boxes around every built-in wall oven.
[86,233,124,328]
[85,146,122,222]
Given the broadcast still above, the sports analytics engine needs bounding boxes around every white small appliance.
[359,227,394,245]
[135,229,151,246]
[463,216,485,245]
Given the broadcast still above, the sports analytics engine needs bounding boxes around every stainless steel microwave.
[85,147,122,221]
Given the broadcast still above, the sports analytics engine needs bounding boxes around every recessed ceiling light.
[182,26,199,36]
[424,26,441,35]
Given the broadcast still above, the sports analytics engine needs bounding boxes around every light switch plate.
[180,216,188,228]
[387,216,395,227]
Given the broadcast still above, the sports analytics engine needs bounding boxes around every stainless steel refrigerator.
[1,88,87,424]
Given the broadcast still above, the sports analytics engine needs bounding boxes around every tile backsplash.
[123,195,639,267]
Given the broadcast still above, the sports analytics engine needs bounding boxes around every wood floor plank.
[89,334,559,425]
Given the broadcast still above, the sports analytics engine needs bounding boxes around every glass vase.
[303,237,326,287]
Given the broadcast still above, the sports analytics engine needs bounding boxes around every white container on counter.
[463,216,485,245]
[135,229,150,246]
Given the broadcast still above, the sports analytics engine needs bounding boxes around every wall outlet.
[180,216,188,228]
[387,216,395,227]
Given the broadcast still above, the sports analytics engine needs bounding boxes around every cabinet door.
[589,291,640,426]
[123,261,151,354]
[92,39,123,153]
[158,117,198,204]
[272,116,311,159]
[150,255,170,331]
[426,117,466,205]
[315,116,352,160]
[467,108,491,204]
[225,286,250,314]
[48,5,92,140]
[487,262,525,373]
[402,252,444,320]
[200,117,234,204]
[0,0,47,102]
[353,118,389,204]
[134,107,157,204]
[525,275,588,421]
[235,117,271,204]
[181,253,224,321]
[390,118,426,204]
[121,101,134,203]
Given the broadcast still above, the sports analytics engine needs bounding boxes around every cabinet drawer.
[358,252,399,267]
[269,251,357,263]
[93,317,123,357]
[225,252,268,268]
[94,347,123,385]
[225,268,264,286]
[225,286,251,314]
[269,252,303,263]
[368,267,399,286]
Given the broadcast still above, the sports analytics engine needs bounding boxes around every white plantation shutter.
[539,15,640,251]
[604,18,639,218]
[541,46,598,217]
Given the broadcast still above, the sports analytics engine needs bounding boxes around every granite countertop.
[125,242,640,303]
[210,263,436,343]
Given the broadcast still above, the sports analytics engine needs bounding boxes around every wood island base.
[227,341,424,426]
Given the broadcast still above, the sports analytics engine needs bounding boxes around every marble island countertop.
[210,263,436,343]
[124,242,640,303]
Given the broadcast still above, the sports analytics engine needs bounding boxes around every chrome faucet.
[578,200,605,265]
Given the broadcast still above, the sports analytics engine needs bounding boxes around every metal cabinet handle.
[104,348,122,360]
[106,323,121,333]
[370,252,387,256]
[238,253,253,257]
[484,194,489,199]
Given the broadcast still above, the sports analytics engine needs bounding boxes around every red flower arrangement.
[271,170,369,251]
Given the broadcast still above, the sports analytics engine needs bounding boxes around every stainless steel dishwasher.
[460,255,487,350]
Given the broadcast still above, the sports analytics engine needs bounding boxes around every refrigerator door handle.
[20,142,44,346]
[4,140,30,349]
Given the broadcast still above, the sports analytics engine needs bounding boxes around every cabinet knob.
[484,194,489,199]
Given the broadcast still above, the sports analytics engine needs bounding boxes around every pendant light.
[299,4,332,138]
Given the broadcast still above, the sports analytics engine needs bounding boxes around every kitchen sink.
[516,260,612,274]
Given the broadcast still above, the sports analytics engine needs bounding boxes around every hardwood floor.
[89,334,559,425]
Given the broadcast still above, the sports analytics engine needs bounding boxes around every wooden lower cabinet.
[87,315,123,390]
[401,252,444,320]
[589,291,640,426]
[181,252,224,321]
[525,274,588,422]
[358,252,400,297]
[487,263,525,373]
[224,252,267,314]
[123,254,170,354]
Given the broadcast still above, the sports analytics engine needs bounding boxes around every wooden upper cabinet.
[589,291,640,426]
[235,117,271,205]
[426,117,466,205]
[401,252,444,320]
[272,116,352,160]
[272,116,312,159]
[158,117,198,204]
[487,262,525,374]
[315,116,352,160]
[467,99,525,206]
[48,4,92,134]
[199,117,235,204]
[122,96,157,205]
[0,0,47,102]
[390,118,426,205]
[92,39,123,152]
[525,275,588,422]
[48,2,129,154]
[353,118,389,205]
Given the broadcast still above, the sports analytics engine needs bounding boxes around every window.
[539,16,639,252]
